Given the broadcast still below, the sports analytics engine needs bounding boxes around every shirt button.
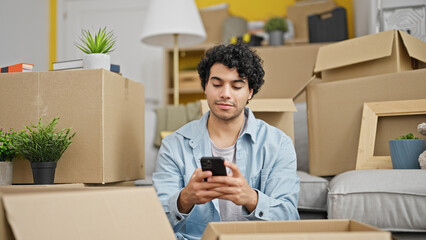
[259,212,263,217]
[176,215,182,221]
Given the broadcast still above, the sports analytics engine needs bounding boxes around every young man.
[153,42,300,240]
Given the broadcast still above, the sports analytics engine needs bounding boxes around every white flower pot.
[0,162,13,185]
[83,53,110,70]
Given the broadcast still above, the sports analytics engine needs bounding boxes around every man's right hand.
[177,168,226,214]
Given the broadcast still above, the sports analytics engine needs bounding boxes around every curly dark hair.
[197,41,265,96]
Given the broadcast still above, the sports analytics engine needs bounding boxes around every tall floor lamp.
[140,0,206,106]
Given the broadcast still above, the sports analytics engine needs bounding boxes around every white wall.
[0,0,163,180]
[0,0,50,71]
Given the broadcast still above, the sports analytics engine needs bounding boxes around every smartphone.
[200,157,227,179]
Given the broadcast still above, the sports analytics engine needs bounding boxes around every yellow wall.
[195,0,354,38]
[49,0,56,70]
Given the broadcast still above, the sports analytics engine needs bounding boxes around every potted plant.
[0,128,18,185]
[74,27,116,70]
[389,132,425,169]
[12,117,76,184]
[264,17,288,46]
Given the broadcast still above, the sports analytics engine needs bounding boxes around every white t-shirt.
[210,114,248,221]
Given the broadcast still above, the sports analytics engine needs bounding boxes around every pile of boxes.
[308,30,426,176]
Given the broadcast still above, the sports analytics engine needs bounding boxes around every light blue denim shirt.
[153,108,300,240]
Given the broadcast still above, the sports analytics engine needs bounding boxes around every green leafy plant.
[396,133,419,140]
[74,27,116,54]
[0,128,18,162]
[12,117,76,163]
[264,17,288,33]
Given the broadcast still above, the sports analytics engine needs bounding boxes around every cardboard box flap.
[314,30,395,73]
[247,99,297,113]
[399,30,426,63]
[3,187,175,240]
[201,99,296,114]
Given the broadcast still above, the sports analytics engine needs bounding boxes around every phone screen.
[200,157,227,177]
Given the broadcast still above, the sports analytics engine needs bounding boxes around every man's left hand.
[206,160,258,212]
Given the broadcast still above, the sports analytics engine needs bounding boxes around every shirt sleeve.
[242,133,300,221]
[152,137,192,231]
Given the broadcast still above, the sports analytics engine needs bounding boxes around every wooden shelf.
[164,43,214,105]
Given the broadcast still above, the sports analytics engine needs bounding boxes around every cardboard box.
[200,6,229,44]
[1,186,175,240]
[201,99,297,142]
[254,44,326,102]
[0,69,145,183]
[307,69,426,176]
[0,184,85,240]
[314,30,426,81]
[287,0,336,42]
[202,219,391,240]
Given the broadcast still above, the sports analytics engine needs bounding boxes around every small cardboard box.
[202,219,391,240]
[314,30,426,81]
[1,186,175,240]
[199,6,229,44]
[287,0,336,42]
[201,99,297,142]
[254,44,326,102]
[0,69,145,183]
[307,69,426,176]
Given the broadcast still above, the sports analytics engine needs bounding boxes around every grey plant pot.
[0,162,13,185]
[268,30,284,46]
[389,139,426,169]
[31,161,57,184]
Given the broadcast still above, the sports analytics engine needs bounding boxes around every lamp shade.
[140,0,206,47]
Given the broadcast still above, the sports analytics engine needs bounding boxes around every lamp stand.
[173,34,179,106]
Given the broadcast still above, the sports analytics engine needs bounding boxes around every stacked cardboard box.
[0,69,145,183]
[307,30,426,176]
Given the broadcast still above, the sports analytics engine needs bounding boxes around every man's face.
[205,63,253,122]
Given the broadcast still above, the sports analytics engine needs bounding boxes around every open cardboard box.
[202,219,391,240]
[0,184,85,240]
[0,69,145,184]
[307,69,426,176]
[314,30,426,81]
[0,186,175,240]
[201,99,297,142]
[254,43,326,102]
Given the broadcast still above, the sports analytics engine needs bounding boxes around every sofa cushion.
[297,171,329,212]
[328,170,426,232]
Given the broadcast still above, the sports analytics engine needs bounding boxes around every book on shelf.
[52,59,83,70]
[53,59,120,73]
[1,63,34,73]
[110,64,120,73]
